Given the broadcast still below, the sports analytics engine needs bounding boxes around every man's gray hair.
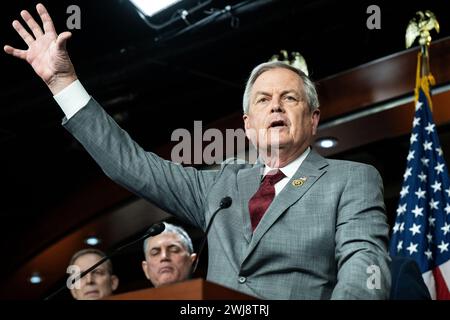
[143,222,194,255]
[242,61,320,114]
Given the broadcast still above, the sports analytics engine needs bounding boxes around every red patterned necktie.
[248,169,286,231]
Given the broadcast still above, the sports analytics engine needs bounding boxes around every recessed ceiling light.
[85,236,101,246]
[29,272,42,284]
[130,0,183,17]
[315,137,338,149]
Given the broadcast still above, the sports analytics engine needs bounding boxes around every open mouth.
[268,120,288,129]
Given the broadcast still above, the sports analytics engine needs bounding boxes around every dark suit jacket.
[390,256,431,300]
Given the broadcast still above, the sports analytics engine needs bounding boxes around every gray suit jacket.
[63,98,391,299]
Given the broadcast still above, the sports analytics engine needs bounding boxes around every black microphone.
[191,196,232,275]
[44,222,165,300]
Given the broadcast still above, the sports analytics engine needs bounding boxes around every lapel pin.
[292,176,307,187]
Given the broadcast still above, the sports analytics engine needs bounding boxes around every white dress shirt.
[263,147,310,196]
[53,79,90,119]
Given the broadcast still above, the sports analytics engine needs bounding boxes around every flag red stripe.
[432,267,450,300]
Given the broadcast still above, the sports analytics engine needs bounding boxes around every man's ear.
[141,260,150,280]
[70,288,79,300]
[243,113,257,144]
[311,109,320,135]
[243,113,250,132]
[189,253,197,264]
[111,275,119,291]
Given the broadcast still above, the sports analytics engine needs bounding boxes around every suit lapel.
[237,163,264,243]
[244,150,329,258]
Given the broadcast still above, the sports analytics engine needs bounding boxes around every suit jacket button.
[238,276,246,284]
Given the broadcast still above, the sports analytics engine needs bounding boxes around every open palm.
[4,3,76,92]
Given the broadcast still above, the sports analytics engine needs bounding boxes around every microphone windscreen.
[146,222,165,236]
[220,196,232,209]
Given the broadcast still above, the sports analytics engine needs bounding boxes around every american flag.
[389,56,450,299]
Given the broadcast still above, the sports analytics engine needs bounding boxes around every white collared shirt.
[53,80,90,119]
[263,147,310,196]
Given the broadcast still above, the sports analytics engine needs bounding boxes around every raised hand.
[4,3,77,94]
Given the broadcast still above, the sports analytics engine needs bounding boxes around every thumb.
[56,32,72,50]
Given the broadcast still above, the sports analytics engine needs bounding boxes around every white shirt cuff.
[53,80,91,120]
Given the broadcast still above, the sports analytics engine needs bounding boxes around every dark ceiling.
[1,0,450,299]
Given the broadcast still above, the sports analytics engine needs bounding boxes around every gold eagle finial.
[269,50,309,76]
[405,10,440,49]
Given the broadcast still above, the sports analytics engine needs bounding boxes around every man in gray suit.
[5,4,391,299]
